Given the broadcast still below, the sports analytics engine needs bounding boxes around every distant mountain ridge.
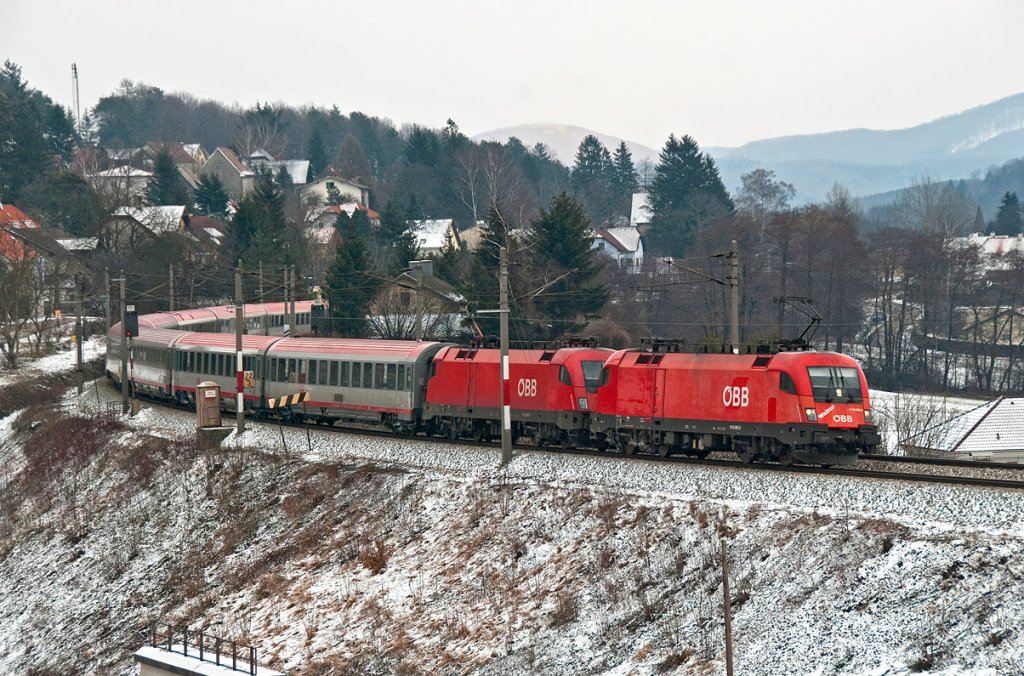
[474,93,1024,204]
[471,124,659,167]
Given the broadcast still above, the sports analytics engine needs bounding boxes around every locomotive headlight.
[578,397,588,410]
[805,408,818,422]
[863,409,872,423]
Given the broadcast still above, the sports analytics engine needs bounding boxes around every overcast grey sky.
[7,0,1023,148]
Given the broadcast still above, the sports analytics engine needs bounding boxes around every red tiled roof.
[0,204,40,229]
[214,147,254,176]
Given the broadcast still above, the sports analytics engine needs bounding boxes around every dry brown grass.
[358,536,390,574]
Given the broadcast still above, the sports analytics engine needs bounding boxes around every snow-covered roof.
[630,192,651,226]
[55,237,99,251]
[113,206,186,235]
[91,167,152,178]
[253,159,310,185]
[409,219,457,251]
[905,396,1024,454]
[594,226,642,253]
[954,232,1024,257]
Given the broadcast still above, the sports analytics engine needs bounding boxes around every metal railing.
[150,621,259,675]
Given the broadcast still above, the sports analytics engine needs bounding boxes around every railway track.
[105,382,1024,492]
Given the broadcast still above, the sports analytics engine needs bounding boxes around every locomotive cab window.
[559,366,573,386]
[581,361,604,392]
[806,367,863,403]
[779,372,798,395]
[598,367,610,388]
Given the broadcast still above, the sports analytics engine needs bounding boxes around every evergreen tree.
[325,208,379,337]
[431,229,463,286]
[611,142,638,201]
[20,172,104,236]
[145,148,191,206]
[571,135,613,191]
[404,126,441,167]
[273,165,292,190]
[993,191,1023,236]
[0,61,50,201]
[337,133,371,179]
[648,134,733,256]
[231,171,288,264]
[43,104,78,162]
[194,174,229,217]
[527,192,609,340]
[324,182,346,206]
[307,125,330,180]
[405,194,425,220]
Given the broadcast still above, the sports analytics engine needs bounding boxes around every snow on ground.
[0,336,105,387]
[1,346,1024,674]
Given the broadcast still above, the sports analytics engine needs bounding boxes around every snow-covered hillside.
[1,349,1023,674]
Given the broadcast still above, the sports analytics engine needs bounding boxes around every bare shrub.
[657,647,694,672]
[359,536,389,574]
[549,589,579,627]
[596,544,615,571]
[21,415,125,495]
[596,496,620,535]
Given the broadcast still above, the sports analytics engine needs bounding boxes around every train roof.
[268,337,447,358]
[175,333,282,350]
[604,348,862,369]
[434,345,613,365]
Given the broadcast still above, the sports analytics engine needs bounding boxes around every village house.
[301,171,370,207]
[408,219,461,256]
[100,206,188,253]
[592,225,644,273]
[199,147,257,200]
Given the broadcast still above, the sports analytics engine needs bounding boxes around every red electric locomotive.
[590,346,879,465]
[423,345,613,445]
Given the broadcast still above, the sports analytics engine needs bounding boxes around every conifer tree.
[194,174,229,217]
[527,192,608,340]
[307,125,330,180]
[231,170,288,263]
[0,61,50,201]
[994,191,1023,236]
[145,148,191,206]
[325,209,379,337]
[648,134,733,256]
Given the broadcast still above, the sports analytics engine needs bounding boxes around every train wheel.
[658,444,671,458]
[448,424,458,441]
[623,441,637,455]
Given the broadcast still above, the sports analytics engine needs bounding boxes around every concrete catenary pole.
[104,267,111,333]
[722,542,735,675]
[168,264,175,311]
[290,265,297,334]
[729,239,740,353]
[75,274,83,395]
[235,262,245,434]
[499,246,512,466]
[414,261,424,341]
[282,267,290,335]
[119,271,128,414]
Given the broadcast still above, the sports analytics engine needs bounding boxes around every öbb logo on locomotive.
[722,384,750,408]
[106,300,881,466]
[517,378,538,398]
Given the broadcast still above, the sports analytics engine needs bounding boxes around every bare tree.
[0,256,46,368]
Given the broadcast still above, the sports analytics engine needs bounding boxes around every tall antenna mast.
[71,63,81,131]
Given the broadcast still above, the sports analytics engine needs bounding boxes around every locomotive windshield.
[806,367,863,403]
[581,360,604,392]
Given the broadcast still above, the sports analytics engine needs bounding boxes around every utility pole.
[168,264,175,311]
[235,261,245,434]
[258,260,264,301]
[729,239,740,353]
[289,264,297,334]
[412,261,424,341]
[722,542,735,676]
[118,271,128,414]
[499,246,511,466]
[282,267,290,336]
[104,267,111,333]
[75,274,83,395]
